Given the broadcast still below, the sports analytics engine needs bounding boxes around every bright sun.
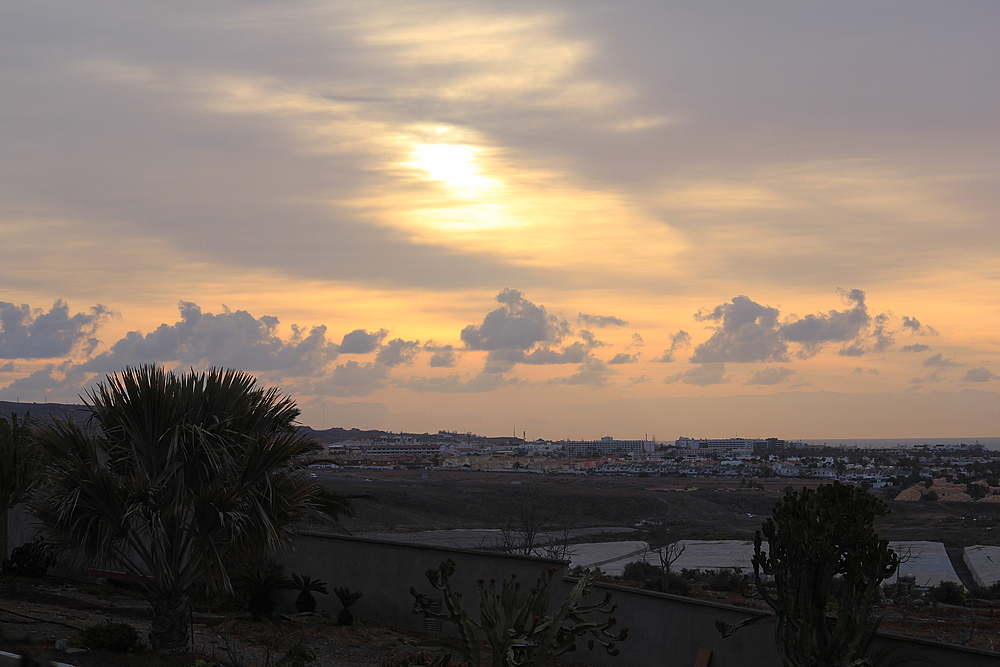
[408,143,498,195]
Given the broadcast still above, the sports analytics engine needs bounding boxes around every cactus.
[750,482,899,667]
[410,558,627,667]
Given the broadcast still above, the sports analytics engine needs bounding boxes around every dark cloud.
[424,342,458,368]
[665,363,729,386]
[461,288,564,352]
[745,367,795,385]
[626,375,652,386]
[398,373,510,393]
[654,330,691,363]
[338,328,387,354]
[577,313,627,327]
[375,338,421,367]
[82,301,337,374]
[923,353,960,368]
[901,344,930,353]
[608,352,637,364]
[0,299,112,359]
[963,368,996,382]
[838,345,866,357]
[691,296,787,363]
[852,367,880,375]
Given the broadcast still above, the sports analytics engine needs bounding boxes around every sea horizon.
[800,437,1000,450]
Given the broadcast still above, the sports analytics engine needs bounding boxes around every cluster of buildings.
[303,431,999,485]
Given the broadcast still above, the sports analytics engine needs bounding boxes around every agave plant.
[333,586,364,626]
[290,573,329,613]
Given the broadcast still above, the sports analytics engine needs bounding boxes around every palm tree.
[31,365,351,654]
[0,413,44,558]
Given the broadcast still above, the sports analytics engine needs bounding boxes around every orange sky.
[2,2,999,439]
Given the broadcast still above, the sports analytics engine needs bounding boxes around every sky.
[2,1,999,440]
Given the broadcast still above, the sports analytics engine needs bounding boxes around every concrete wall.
[282,531,1000,667]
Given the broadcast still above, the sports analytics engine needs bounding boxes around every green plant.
[276,641,317,667]
[720,482,899,667]
[79,621,142,653]
[31,365,354,654]
[2,536,59,577]
[410,558,628,667]
[290,573,329,613]
[333,586,363,625]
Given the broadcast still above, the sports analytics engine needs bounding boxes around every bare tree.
[493,483,575,558]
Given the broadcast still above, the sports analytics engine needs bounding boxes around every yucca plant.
[333,586,363,626]
[291,573,329,613]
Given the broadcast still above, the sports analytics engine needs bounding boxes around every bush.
[929,581,966,605]
[79,621,142,653]
[2,537,58,577]
[619,561,689,593]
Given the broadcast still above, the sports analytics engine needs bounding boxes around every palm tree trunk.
[148,587,191,654]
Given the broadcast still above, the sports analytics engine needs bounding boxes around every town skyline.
[2,2,998,439]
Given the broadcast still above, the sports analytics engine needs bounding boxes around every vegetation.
[30,365,352,654]
[233,566,293,621]
[79,621,143,653]
[290,573,328,613]
[1,535,59,577]
[333,586,363,626]
[0,413,45,557]
[411,558,627,667]
[738,482,900,667]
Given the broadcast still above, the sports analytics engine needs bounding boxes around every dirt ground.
[0,577,598,667]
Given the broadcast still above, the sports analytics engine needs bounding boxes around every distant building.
[564,436,654,457]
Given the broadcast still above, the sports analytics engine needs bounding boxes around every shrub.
[290,573,328,614]
[79,621,142,653]
[1,537,58,578]
[333,586,363,626]
[929,581,966,605]
[276,642,316,667]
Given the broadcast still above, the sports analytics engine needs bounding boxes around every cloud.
[375,338,421,367]
[313,361,390,397]
[654,330,691,362]
[0,299,113,359]
[82,301,337,374]
[778,288,871,357]
[339,328,388,354]
[901,344,930,353]
[665,363,729,386]
[853,367,880,375]
[626,375,652,386]
[691,296,787,363]
[963,368,996,382]
[608,352,637,364]
[398,373,510,393]
[630,333,645,347]
[909,371,944,384]
[424,342,458,368]
[923,353,960,368]
[0,361,90,402]
[577,313,627,327]
[902,316,938,336]
[548,358,616,387]
[744,367,795,385]
[691,289,924,362]
[461,288,563,352]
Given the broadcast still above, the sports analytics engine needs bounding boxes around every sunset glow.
[2,2,998,440]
